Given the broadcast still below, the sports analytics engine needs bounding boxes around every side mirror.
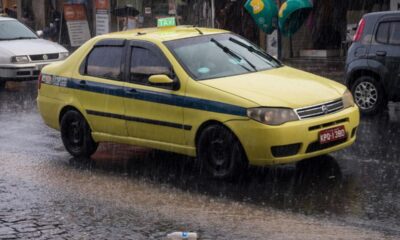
[149,74,179,90]
[36,30,44,38]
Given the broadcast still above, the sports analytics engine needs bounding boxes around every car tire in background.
[351,76,387,116]
[0,81,5,90]
[60,110,98,158]
[197,124,247,179]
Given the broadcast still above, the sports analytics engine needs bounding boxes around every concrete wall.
[32,0,46,30]
[281,22,314,59]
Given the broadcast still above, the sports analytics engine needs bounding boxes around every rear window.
[86,46,123,80]
[376,21,400,45]
[376,22,390,43]
[389,22,400,45]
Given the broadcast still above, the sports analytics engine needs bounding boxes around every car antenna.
[194,27,203,35]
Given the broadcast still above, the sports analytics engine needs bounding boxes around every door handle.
[125,88,138,95]
[376,51,387,57]
[78,80,87,88]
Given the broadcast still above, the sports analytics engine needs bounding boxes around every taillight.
[38,73,42,90]
[353,18,366,42]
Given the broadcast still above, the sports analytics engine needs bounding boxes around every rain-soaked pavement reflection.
[0,81,400,239]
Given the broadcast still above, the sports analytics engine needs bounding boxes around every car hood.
[0,39,67,56]
[200,66,346,109]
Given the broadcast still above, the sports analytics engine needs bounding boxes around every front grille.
[16,71,30,76]
[296,99,344,120]
[309,118,349,131]
[306,138,347,153]
[29,53,59,61]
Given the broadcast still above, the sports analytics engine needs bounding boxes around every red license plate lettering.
[319,126,346,144]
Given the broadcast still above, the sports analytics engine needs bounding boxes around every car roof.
[364,10,400,18]
[97,26,229,42]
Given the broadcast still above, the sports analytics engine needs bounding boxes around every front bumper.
[0,61,60,81]
[226,106,360,166]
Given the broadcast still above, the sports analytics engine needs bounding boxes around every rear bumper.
[0,61,60,81]
[226,106,360,166]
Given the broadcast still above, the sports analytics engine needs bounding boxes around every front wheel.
[351,76,387,115]
[197,125,247,179]
[60,110,98,157]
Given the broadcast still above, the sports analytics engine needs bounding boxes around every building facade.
[4,0,396,58]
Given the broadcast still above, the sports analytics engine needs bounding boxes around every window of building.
[130,46,171,85]
[86,46,123,80]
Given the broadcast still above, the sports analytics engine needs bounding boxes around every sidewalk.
[283,58,346,83]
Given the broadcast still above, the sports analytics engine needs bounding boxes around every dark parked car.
[345,11,400,115]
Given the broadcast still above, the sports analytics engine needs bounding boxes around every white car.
[0,17,69,89]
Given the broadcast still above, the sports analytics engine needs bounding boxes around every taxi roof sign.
[157,17,176,27]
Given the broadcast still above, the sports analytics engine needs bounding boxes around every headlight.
[343,89,355,108]
[59,52,69,59]
[11,55,29,63]
[247,107,299,125]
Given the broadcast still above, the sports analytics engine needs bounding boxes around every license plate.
[319,126,346,144]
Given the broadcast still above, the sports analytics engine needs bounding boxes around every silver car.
[0,17,68,89]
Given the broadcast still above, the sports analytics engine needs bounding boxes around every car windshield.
[0,20,37,40]
[164,33,281,80]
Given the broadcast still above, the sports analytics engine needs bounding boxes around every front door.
[123,40,186,146]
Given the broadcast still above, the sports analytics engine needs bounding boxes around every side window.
[130,46,171,85]
[389,22,400,45]
[86,46,123,80]
[376,22,390,44]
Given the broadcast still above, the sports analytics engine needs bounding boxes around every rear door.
[368,18,400,97]
[72,39,128,137]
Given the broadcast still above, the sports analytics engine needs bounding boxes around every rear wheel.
[60,110,98,157]
[351,76,387,115]
[197,124,247,179]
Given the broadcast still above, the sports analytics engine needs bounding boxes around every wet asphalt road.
[0,79,400,240]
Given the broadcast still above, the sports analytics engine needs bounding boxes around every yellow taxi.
[37,23,359,178]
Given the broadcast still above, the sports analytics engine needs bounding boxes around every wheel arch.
[348,69,381,90]
[59,105,85,124]
[194,120,248,162]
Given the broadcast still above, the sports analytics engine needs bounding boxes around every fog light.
[271,143,301,157]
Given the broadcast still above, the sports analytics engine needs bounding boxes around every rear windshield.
[164,33,281,80]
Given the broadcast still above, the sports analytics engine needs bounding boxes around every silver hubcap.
[354,82,378,110]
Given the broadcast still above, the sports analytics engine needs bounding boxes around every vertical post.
[277,0,282,60]
[211,0,215,28]
[16,0,22,19]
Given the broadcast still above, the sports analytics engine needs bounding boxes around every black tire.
[197,124,247,179]
[60,110,98,157]
[351,76,387,116]
[0,81,6,90]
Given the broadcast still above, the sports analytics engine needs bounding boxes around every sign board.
[157,17,176,27]
[390,0,400,10]
[64,4,91,47]
[95,0,110,35]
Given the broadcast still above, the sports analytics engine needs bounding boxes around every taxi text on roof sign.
[157,17,176,27]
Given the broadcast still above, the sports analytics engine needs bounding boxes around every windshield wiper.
[228,37,282,67]
[1,37,37,40]
[210,38,257,71]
